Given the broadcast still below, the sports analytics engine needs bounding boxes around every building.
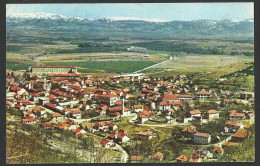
[224,121,244,133]
[196,91,211,100]
[193,132,211,144]
[138,131,152,140]
[137,111,153,124]
[231,132,247,142]
[30,65,77,74]
[152,152,164,161]
[190,110,201,119]
[98,93,118,106]
[240,92,254,100]
[207,110,219,121]
[182,125,197,138]
[229,112,246,120]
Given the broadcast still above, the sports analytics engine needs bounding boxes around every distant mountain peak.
[6,13,85,21]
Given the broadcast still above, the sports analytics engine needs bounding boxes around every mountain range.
[6,13,254,40]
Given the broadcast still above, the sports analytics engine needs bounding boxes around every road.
[134,56,172,73]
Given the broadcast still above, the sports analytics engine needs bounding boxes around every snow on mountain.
[7,13,85,21]
[7,13,170,23]
[108,17,170,22]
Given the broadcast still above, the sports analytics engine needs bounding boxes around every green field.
[43,61,156,73]
[6,62,33,71]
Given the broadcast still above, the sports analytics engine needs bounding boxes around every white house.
[207,110,219,121]
[134,105,143,113]
[193,132,211,144]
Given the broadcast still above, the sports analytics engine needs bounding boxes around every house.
[44,102,57,111]
[182,125,197,138]
[162,94,180,102]
[32,106,46,118]
[52,113,63,123]
[152,152,164,161]
[131,156,145,163]
[222,142,240,147]
[22,116,36,124]
[86,124,94,132]
[177,94,193,102]
[193,132,211,144]
[100,138,115,148]
[134,105,143,113]
[74,127,87,138]
[176,155,190,162]
[99,93,118,106]
[212,146,224,157]
[224,121,244,133]
[38,97,50,105]
[68,110,81,119]
[138,131,152,140]
[207,110,219,121]
[94,121,108,131]
[229,112,246,120]
[108,123,118,131]
[117,129,130,143]
[108,131,117,140]
[192,149,211,159]
[137,111,153,124]
[196,91,211,100]
[240,91,254,100]
[23,101,34,110]
[41,122,54,129]
[82,104,90,110]
[31,92,39,102]
[190,110,201,119]
[189,156,202,162]
[231,131,247,142]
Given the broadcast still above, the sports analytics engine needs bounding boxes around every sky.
[6,3,254,21]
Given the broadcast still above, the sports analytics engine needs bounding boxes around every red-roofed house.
[138,131,152,140]
[100,138,114,148]
[41,122,54,129]
[229,112,246,120]
[152,152,164,161]
[193,132,211,144]
[117,129,130,143]
[22,116,36,124]
[190,110,201,119]
[137,111,153,124]
[131,156,145,162]
[231,132,248,142]
[99,93,119,106]
[224,121,244,133]
[108,131,117,140]
[207,110,219,121]
[182,125,197,138]
[134,105,143,113]
[74,127,87,137]
[213,146,224,157]
[108,123,118,131]
[162,94,180,102]
[176,155,191,162]
[196,91,211,100]
[68,110,81,119]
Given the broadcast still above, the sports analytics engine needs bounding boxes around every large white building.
[30,65,77,74]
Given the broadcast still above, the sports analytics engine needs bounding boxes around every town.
[6,64,255,163]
